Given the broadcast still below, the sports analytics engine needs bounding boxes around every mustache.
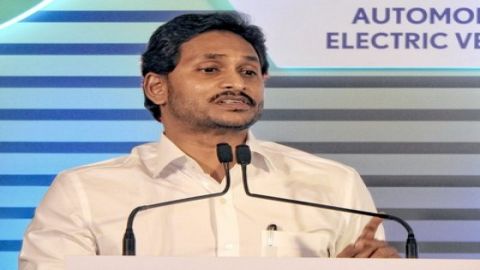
[209,91,257,106]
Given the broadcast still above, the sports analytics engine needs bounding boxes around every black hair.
[141,11,269,121]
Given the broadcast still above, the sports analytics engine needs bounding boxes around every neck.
[163,125,248,183]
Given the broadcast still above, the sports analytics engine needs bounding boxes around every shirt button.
[224,243,234,250]
[219,198,227,204]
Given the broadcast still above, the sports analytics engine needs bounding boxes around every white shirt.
[19,133,382,270]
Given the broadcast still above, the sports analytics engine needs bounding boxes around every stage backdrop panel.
[1,0,480,269]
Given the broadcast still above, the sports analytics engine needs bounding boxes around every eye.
[241,69,258,77]
[199,67,219,73]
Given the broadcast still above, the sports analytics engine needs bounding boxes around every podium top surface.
[66,256,480,270]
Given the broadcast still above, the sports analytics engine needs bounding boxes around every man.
[20,12,398,269]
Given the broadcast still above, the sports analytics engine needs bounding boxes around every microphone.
[234,144,418,258]
[122,143,233,255]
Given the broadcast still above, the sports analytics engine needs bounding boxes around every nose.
[220,70,247,91]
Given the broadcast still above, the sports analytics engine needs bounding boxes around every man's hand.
[337,217,400,258]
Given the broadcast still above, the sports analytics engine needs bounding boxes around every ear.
[143,72,168,105]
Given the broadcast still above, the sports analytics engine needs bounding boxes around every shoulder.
[54,142,158,184]
[256,140,359,178]
[253,139,374,211]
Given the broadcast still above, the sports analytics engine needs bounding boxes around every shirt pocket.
[261,230,332,257]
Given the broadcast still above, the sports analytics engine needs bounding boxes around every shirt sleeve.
[19,172,97,270]
[333,168,385,256]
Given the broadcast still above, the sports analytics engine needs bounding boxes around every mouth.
[210,91,256,109]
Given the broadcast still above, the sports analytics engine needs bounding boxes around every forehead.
[177,30,259,62]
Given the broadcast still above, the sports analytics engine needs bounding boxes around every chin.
[207,110,262,130]
[212,118,257,130]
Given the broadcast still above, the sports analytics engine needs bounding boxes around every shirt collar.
[245,132,276,173]
[140,131,276,178]
[140,133,188,178]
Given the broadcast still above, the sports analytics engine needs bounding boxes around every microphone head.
[216,143,233,163]
[236,144,251,165]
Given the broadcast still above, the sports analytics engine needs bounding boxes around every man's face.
[162,30,265,131]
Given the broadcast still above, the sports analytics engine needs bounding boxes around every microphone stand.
[235,144,418,258]
[122,143,233,255]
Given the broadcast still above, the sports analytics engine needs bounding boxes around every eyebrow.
[204,53,260,63]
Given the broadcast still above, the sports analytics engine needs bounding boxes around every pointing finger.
[359,217,383,240]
